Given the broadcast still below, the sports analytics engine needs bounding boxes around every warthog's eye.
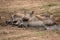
[22,17,29,22]
[13,21,17,23]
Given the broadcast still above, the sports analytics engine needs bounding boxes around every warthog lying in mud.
[21,11,46,30]
[22,11,60,30]
[22,11,54,26]
[6,11,60,30]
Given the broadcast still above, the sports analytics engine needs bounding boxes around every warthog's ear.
[24,10,29,15]
[30,11,34,16]
[24,10,26,15]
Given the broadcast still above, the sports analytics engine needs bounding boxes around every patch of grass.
[42,3,59,8]
[55,30,60,34]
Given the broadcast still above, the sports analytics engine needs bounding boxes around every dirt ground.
[0,0,60,40]
[0,26,60,40]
